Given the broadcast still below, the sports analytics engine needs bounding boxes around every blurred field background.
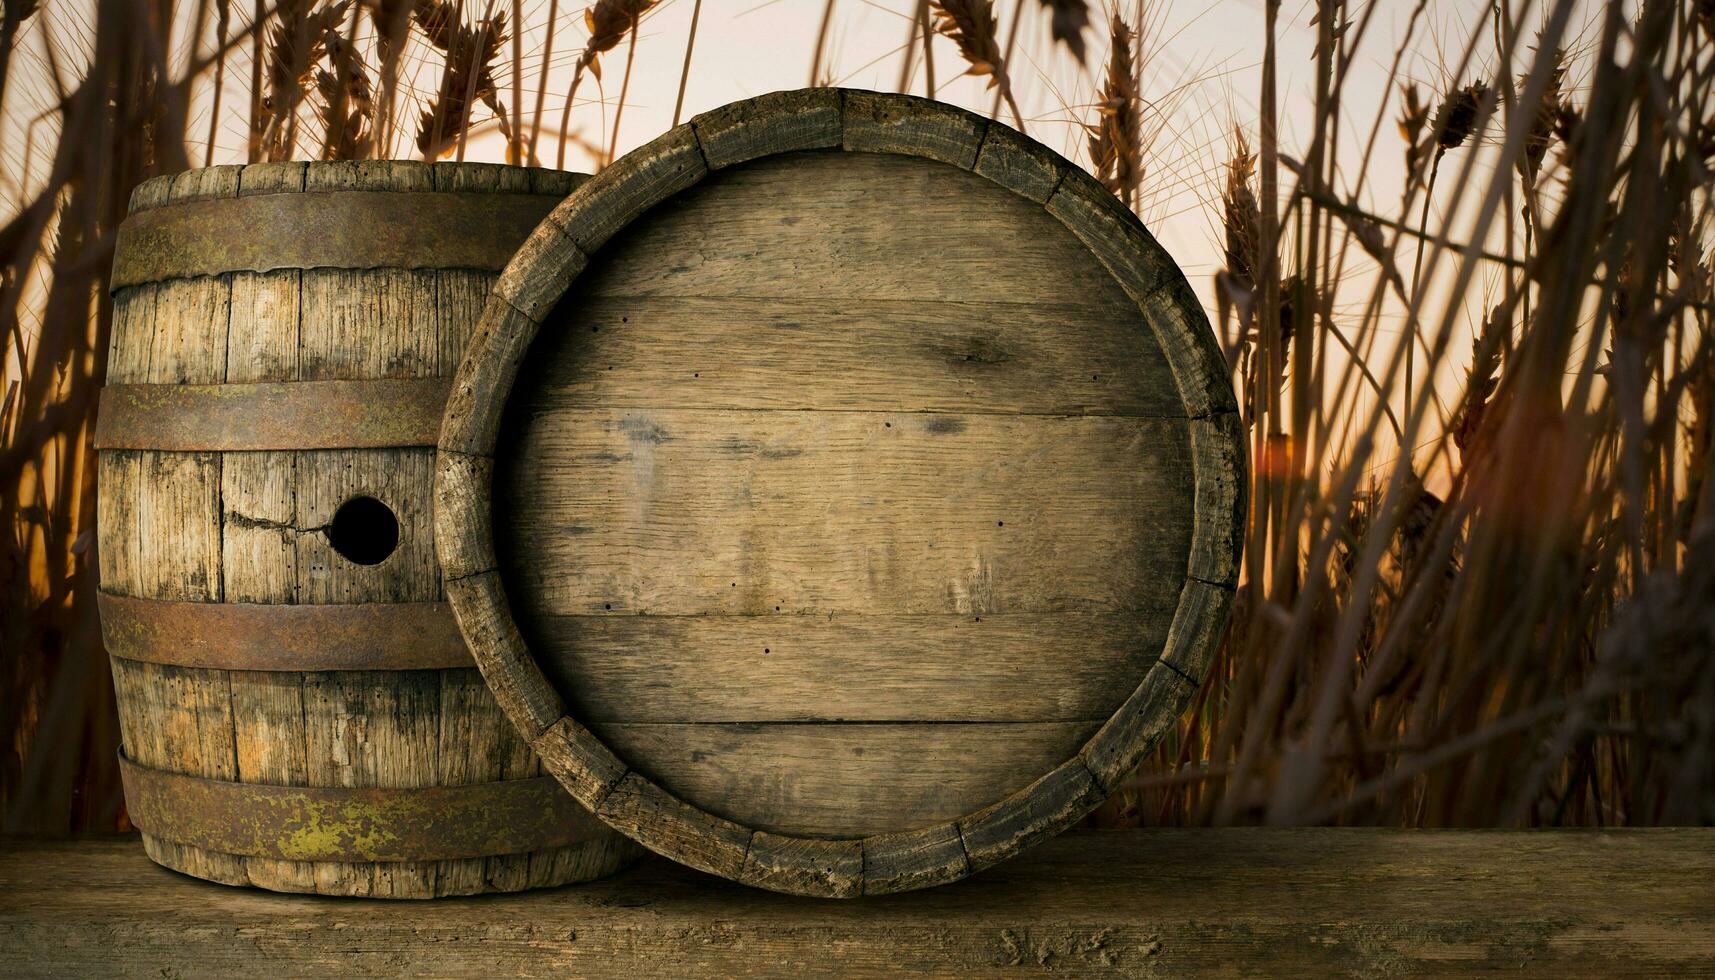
[2,0,1712,835]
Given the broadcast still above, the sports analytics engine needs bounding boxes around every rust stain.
[120,756,604,862]
[93,378,451,451]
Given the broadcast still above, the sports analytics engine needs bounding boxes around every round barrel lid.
[437,89,1245,897]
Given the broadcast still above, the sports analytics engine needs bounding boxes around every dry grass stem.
[555,0,658,169]
[3,0,1712,834]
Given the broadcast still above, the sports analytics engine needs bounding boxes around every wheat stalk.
[915,0,936,97]
[365,0,416,156]
[809,0,836,89]
[315,24,373,159]
[0,0,41,119]
[415,0,509,161]
[258,0,351,161]
[929,0,1026,132]
[554,0,658,170]
[670,0,700,126]
[7,0,1715,836]
[1038,0,1088,64]
[1403,81,1492,406]
[1087,12,1141,207]
[202,0,233,166]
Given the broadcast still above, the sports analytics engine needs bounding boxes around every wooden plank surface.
[515,294,1182,417]
[572,151,1134,306]
[441,89,1242,896]
[492,135,1206,851]
[500,408,1193,618]
[532,611,1164,723]
[4,831,1711,978]
[97,161,630,896]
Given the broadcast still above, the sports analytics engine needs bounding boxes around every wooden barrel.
[438,89,1246,897]
[97,160,642,897]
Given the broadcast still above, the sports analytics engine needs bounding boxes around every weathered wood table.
[4,829,1712,977]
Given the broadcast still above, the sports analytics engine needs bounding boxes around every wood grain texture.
[861,823,969,896]
[595,773,753,881]
[226,271,301,382]
[126,174,175,212]
[1072,580,1232,791]
[444,571,565,737]
[530,611,1163,723]
[237,161,307,197]
[957,758,1104,873]
[571,152,1136,306]
[1081,661,1200,791]
[1189,411,1247,587]
[99,162,629,897]
[592,722,1101,837]
[1046,167,1235,420]
[431,161,530,193]
[742,833,862,898]
[972,120,1066,203]
[443,89,1244,895]
[434,451,497,580]
[168,164,245,205]
[843,90,985,169]
[8,831,1713,978]
[439,296,539,456]
[227,667,317,893]
[508,294,1182,416]
[693,87,843,170]
[500,408,1193,617]
[302,159,433,193]
[104,267,243,890]
[1159,579,1235,682]
[532,716,628,809]
[109,658,245,886]
[494,222,587,321]
[547,124,707,255]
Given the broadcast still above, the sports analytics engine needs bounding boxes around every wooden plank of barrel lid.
[98,160,641,898]
[437,89,1247,897]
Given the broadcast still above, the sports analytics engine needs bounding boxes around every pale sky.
[3,0,1516,284]
[3,0,1593,478]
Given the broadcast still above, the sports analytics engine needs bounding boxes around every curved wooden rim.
[435,88,1247,897]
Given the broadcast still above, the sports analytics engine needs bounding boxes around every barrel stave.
[100,161,630,897]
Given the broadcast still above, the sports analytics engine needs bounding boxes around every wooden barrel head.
[437,89,1245,897]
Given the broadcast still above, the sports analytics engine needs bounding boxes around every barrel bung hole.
[328,495,399,566]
